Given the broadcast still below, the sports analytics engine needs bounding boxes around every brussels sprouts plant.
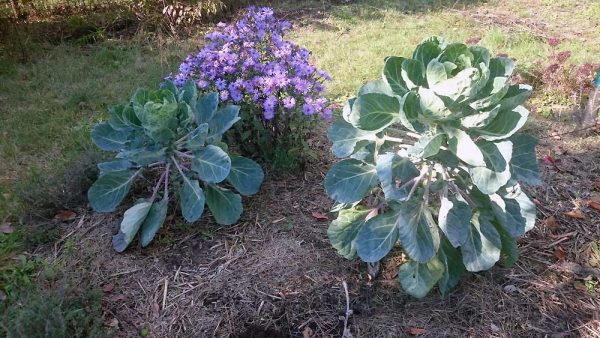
[88,80,264,252]
[325,37,540,298]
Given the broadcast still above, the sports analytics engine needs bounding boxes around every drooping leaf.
[355,209,400,262]
[437,239,465,296]
[498,84,532,111]
[112,200,152,252]
[409,134,446,158]
[396,198,440,263]
[108,105,134,131]
[328,207,373,259]
[398,257,444,298]
[490,184,536,237]
[460,105,500,128]
[349,93,401,131]
[494,223,519,267]
[460,211,501,272]
[328,118,376,158]
[438,194,471,247]
[179,177,205,223]
[195,92,219,124]
[469,140,513,194]
[116,147,166,166]
[192,145,231,183]
[98,159,133,173]
[139,197,169,247]
[375,153,420,201]
[88,170,138,212]
[445,127,486,166]
[205,184,242,225]
[227,156,264,196]
[509,134,541,185]
[324,159,379,204]
[92,122,129,151]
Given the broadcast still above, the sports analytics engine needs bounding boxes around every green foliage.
[325,37,540,298]
[88,80,264,252]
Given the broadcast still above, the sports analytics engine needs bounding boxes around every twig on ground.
[342,280,353,338]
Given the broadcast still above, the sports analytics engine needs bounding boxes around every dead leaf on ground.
[587,201,600,212]
[107,318,119,328]
[594,181,600,189]
[554,246,567,262]
[109,294,126,302]
[54,210,77,222]
[311,211,328,221]
[409,327,427,336]
[565,210,585,220]
[302,326,314,338]
[0,223,14,234]
[545,216,559,230]
[102,283,114,293]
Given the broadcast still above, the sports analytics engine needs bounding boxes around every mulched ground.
[41,117,600,338]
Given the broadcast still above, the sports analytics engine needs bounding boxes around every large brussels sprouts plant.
[88,80,264,252]
[325,37,540,298]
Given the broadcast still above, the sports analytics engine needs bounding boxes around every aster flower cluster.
[172,6,332,120]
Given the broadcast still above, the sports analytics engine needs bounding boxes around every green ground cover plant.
[325,36,540,298]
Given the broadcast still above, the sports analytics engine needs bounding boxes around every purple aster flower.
[283,96,295,109]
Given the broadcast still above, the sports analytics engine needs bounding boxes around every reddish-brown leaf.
[543,155,556,165]
[302,326,314,338]
[311,211,328,221]
[0,223,14,234]
[588,201,600,212]
[54,210,77,222]
[102,283,114,293]
[554,246,567,262]
[466,36,481,44]
[565,210,585,220]
[545,216,559,231]
[594,181,600,189]
[409,327,427,336]
[109,294,126,302]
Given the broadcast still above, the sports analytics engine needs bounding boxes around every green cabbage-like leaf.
[139,197,169,247]
[192,145,231,183]
[88,170,138,212]
[179,177,205,223]
[328,207,373,259]
[227,156,264,196]
[112,200,153,252]
[349,93,401,131]
[355,209,400,262]
[205,185,242,225]
[324,159,379,204]
[398,257,444,298]
[92,122,129,151]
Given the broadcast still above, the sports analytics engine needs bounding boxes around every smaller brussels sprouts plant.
[88,80,264,252]
[325,37,540,298]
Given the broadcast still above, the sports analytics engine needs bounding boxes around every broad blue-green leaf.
[439,43,473,69]
[461,211,501,272]
[430,68,478,100]
[409,134,446,158]
[195,92,219,124]
[469,140,513,194]
[383,56,409,95]
[396,198,440,263]
[342,97,356,123]
[495,223,519,267]
[108,105,133,131]
[398,257,444,298]
[208,105,241,137]
[401,59,426,89]
[192,145,231,183]
[437,239,465,296]
[139,197,169,247]
[498,84,532,111]
[328,207,373,259]
[356,209,400,262]
[324,159,379,203]
[181,80,198,104]
[160,80,178,96]
[444,127,486,166]
[412,37,444,66]
[121,105,141,128]
[112,200,152,252]
[460,105,500,128]
[117,147,166,166]
[92,122,129,151]
[426,59,448,86]
[349,93,400,131]
[474,105,529,141]
[179,177,205,223]
[98,159,133,173]
[490,184,536,237]
[137,100,179,143]
[375,153,419,201]
[399,91,427,133]
[418,87,453,120]
[357,79,395,96]
[328,119,376,158]
[509,134,541,185]
[438,195,471,247]
[186,123,209,150]
[88,170,138,212]
[205,185,242,225]
[227,156,264,196]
